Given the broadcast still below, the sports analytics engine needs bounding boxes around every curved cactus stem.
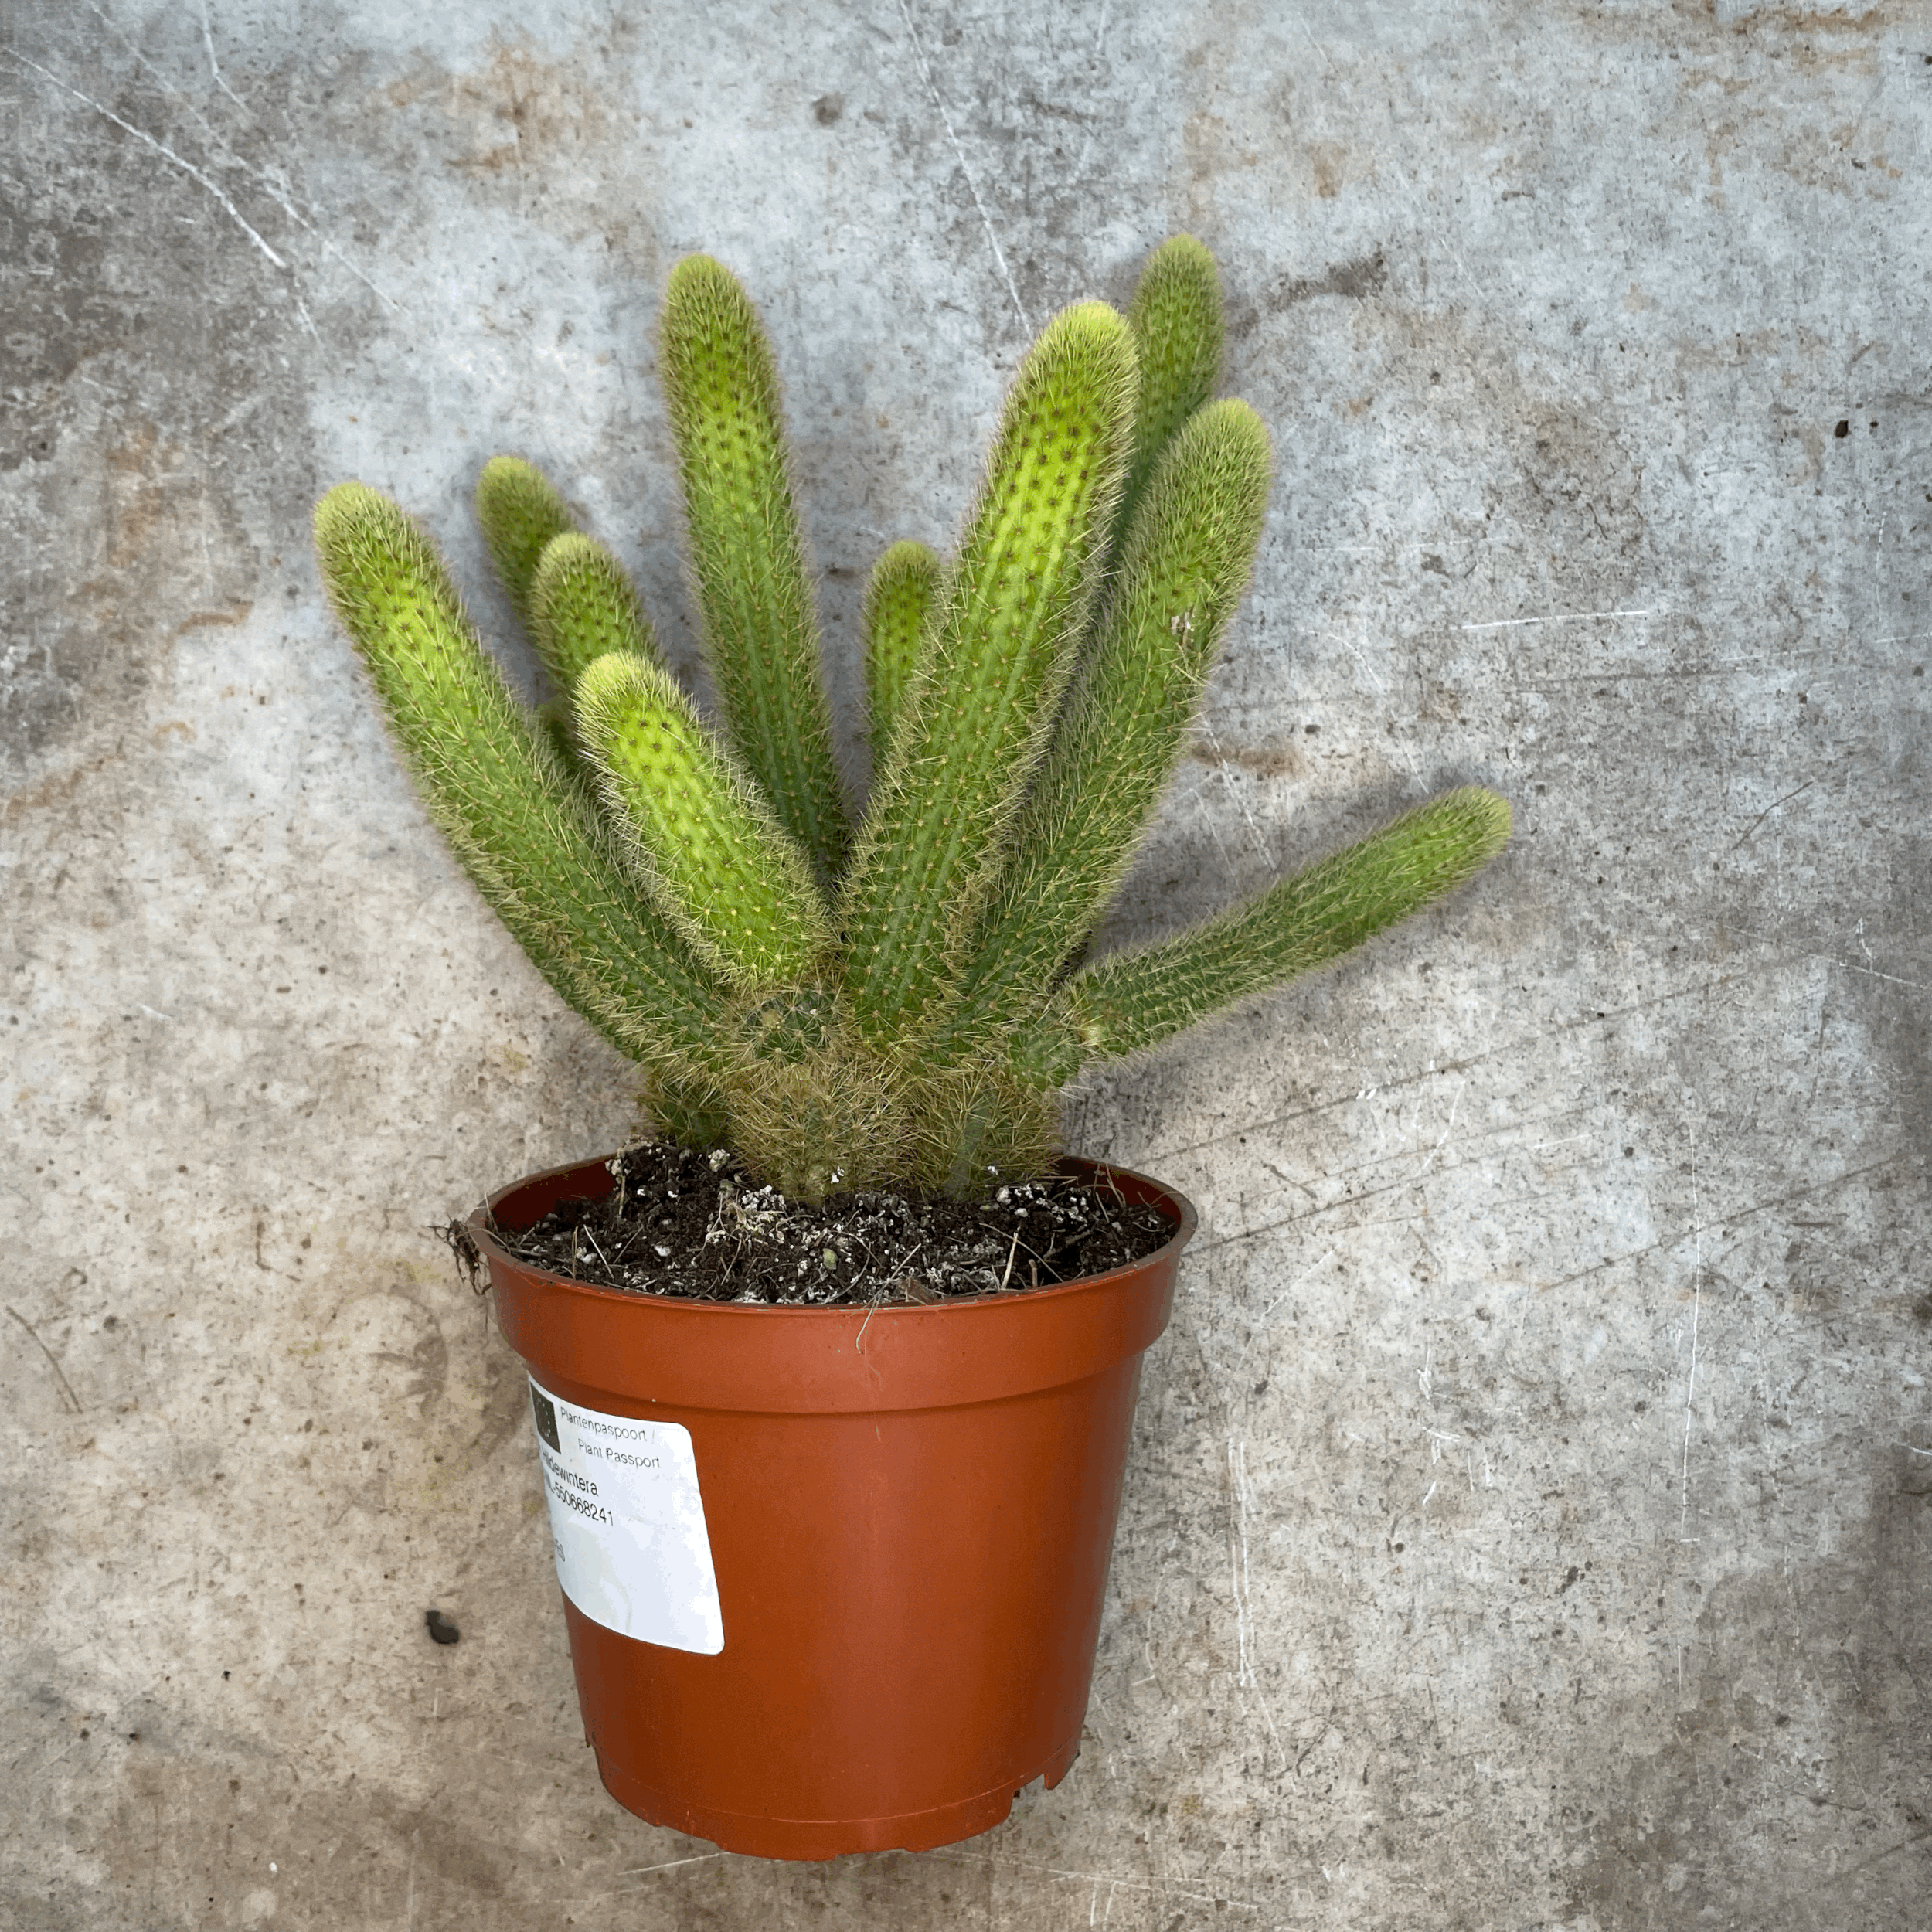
[933,399,1273,1060]
[659,255,849,881]
[1065,788,1513,1066]
[313,483,726,1077]
[838,301,1139,1046]
[1107,236,1223,572]
[475,457,578,632]
[529,532,662,697]
[861,539,940,765]
[574,651,832,991]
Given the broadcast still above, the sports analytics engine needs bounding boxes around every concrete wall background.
[4,2,1929,1926]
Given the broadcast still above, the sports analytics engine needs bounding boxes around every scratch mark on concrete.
[1229,1437,1256,1685]
[1259,1158,1318,1205]
[1149,969,1777,1173]
[9,53,287,267]
[1194,713,1274,866]
[894,0,1032,338]
[1819,1825,1932,1886]
[1192,1159,1452,1251]
[1679,1117,1702,1542]
[1461,607,1658,631]
[317,237,402,311]
[1339,634,1389,693]
[923,1849,1264,1913]
[1259,1245,1335,1320]
[1730,770,1830,849]
[1821,956,1929,992]
[612,1852,725,1878]
[1233,1682,1287,1775]
[199,0,249,113]
[39,6,395,325]
[1724,925,1929,992]
[1507,665,1784,694]
[1536,1151,1909,1295]
[1415,1077,1464,1177]
[6,1306,83,1413]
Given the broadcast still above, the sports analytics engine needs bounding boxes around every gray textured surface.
[4,2,1929,1926]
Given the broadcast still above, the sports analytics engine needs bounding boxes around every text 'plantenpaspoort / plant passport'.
[528,1376,724,1653]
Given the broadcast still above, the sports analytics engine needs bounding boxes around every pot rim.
[468,1150,1199,1321]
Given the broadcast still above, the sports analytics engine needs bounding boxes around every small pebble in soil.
[424,1609,461,1645]
[488,1140,1175,1308]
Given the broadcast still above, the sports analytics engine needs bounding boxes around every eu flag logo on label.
[531,1383,561,1452]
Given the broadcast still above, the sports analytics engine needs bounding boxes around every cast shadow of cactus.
[313,238,1511,1202]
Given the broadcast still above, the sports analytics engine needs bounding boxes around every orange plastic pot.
[474,1152,1195,1860]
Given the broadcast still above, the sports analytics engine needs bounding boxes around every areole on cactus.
[314,237,1511,1203]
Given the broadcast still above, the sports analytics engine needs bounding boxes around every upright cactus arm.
[529,533,662,697]
[861,539,941,762]
[837,301,1139,1046]
[1063,788,1513,1065]
[574,652,832,991]
[313,484,728,1077]
[475,457,579,632]
[933,399,1273,1057]
[317,242,1512,1204]
[1106,236,1223,572]
[659,255,849,881]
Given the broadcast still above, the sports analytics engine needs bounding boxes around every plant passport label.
[526,1376,724,1654]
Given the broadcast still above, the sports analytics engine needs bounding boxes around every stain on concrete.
[1560,1455,1932,1926]
[1267,249,1388,308]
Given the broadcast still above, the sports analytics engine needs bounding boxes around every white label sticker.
[527,1376,723,1655]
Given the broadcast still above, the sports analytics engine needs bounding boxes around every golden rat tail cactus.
[315,238,1511,1202]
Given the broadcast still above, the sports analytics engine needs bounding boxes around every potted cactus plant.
[315,237,1509,1859]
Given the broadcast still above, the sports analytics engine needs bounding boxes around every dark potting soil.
[481,1140,1175,1308]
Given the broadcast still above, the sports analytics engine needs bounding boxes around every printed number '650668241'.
[544,1471,614,1527]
